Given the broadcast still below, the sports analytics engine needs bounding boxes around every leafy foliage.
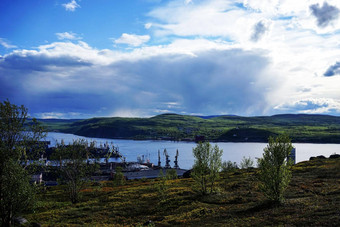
[257,135,293,204]
[113,166,125,186]
[192,142,223,195]
[0,100,45,226]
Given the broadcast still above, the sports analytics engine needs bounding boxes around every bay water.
[46,132,340,170]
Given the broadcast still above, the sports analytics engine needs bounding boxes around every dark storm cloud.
[0,47,273,118]
[109,49,270,115]
[310,2,340,28]
[324,61,340,76]
[251,21,267,42]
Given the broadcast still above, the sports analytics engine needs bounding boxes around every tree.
[0,100,45,226]
[222,160,239,172]
[257,134,293,204]
[192,142,223,195]
[52,139,98,204]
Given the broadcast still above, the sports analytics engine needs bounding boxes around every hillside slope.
[39,113,340,143]
[25,157,340,226]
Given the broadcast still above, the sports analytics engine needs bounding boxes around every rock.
[329,154,340,159]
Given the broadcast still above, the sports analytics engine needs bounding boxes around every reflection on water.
[46,132,340,170]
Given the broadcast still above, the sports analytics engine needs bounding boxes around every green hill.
[39,113,340,143]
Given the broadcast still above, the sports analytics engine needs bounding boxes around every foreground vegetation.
[24,157,340,226]
[38,113,340,143]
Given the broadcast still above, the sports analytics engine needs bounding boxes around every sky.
[1,0,340,119]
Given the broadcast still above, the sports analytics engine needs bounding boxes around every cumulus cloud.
[310,2,340,28]
[250,21,268,42]
[56,32,81,40]
[0,38,17,49]
[324,62,340,76]
[114,33,150,47]
[62,0,80,12]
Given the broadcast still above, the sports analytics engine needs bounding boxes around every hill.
[24,157,340,226]
[38,113,340,143]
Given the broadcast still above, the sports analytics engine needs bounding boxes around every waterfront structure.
[174,149,179,169]
[164,149,171,168]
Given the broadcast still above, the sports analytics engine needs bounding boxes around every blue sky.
[1,0,340,118]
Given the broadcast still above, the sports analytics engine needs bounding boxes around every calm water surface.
[46,132,340,170]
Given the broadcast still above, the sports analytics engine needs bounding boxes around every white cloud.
[62,0,80,12]
[56,32,81,40]
[0,38,17,49]
[185,0,193,5]
[145,23,152,29]
[274,98,340,115]
[110,109,145,118]
[114,33,150,47]
[148,0,250,38]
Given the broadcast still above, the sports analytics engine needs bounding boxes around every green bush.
[166,169,178,180]
[240,156,254,169]
[113,166,125,186]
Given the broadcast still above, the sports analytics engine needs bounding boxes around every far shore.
[47,130,340,144]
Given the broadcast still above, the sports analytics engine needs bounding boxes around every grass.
[24,157,340,226]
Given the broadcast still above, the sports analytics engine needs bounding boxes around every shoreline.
[48,131,340,145]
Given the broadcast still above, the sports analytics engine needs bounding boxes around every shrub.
[240,156,254,169]
[166,169,178,180]
[222,160,239,172]
[113,166,125,186]
[155,170,167,201]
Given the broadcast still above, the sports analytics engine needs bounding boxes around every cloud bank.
[0,40,276,118]
[2,0,340,118]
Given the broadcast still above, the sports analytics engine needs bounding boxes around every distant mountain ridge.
[37,113,340,143]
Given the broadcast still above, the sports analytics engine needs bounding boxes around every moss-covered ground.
[25,158,340,226]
